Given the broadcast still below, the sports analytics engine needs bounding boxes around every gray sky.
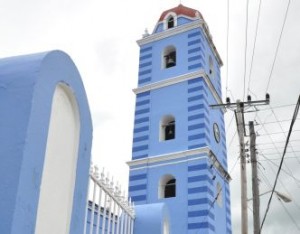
[1,0,300,233]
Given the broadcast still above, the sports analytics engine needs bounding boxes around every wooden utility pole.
[235,100,248,234]
[249,121,260,234]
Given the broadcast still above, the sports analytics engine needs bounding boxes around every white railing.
[84,165,135,234]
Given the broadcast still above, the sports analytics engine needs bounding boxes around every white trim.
[133,70,225,111]
[152,14,202,37]
[138,20,200,45]
[163,12,177,30]
[134,70,203,94]
[127,147,231,181]
[129,155,207,171]
[127,147,210,167]
[138,19,223,66]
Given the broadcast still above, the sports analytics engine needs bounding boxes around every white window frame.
[158,174,176,199]
[159,115,175,141]
[163,12,177,30]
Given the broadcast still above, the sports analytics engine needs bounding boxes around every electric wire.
[227,129,237,150]
[226,112,235,132]
[261,151,300,156]
[260,95,300,231]
[270,105,300,163]
[258,129,300,136]
[243,0,250,101]
[265,0,292,93]
[258,166,300,231]
[259,153,300,185]
[258,151,292,199]
[257,139,300,146]
[255,113,296,175]
[279,200,300,231]
[247,0,262,95]
[259,103,296,111]
[226,112,237,150]
[225,0,230,98]
[259,118,293,125]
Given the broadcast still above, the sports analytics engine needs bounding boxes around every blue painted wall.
[0,51,92,234]
[130,6,231,234]
[134,203,169,234]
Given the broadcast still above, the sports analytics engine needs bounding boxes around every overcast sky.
[1,0,300,233]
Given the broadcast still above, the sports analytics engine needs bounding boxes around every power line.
[255,113,296,176]
[247,0,262,95]
[259,153,300,185]
[243,0,250,101]
[260,95,300,231]
[259,103,296,111]
[227,129,237,150]
[259,152,293,200]
[225,0,230,98]
[270,105,300,163]
[279,199,300,231]
[257,139,300,146]
[260,151,300,156]
[258,129,300,136]
[258,118,293,125]
[265,0,293,93]
[258,165,300,231]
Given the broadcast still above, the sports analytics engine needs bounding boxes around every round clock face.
[213,123,220,143]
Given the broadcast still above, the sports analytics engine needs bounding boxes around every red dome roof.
[158,4,203,22]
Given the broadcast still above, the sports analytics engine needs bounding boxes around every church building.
[128,4,232,234]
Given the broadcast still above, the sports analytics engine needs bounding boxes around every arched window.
[165,179,176,198]
[164,12,177,30]
[159,174,176,199]
[162,46,176,69]
[167,16,174,29]
[160,115,175,141]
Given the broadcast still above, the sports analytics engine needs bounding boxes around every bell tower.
[128,4,232,234]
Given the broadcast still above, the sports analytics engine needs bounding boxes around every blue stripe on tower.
[188,30,205,40]
[187,29,205,71]
[187,78,210,150]
[138,46,152,85]
[139,61,152,68]
[187,158,215,233]
[132,91,151,160]
[129,170,147,205]
[129,184,147,192]
[225,183,232,233]
[215,68,222,97]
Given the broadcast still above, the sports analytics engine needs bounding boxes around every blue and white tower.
[128,5,232,234]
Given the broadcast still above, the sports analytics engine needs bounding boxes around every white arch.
[163,12,177,30]
[162,45,177,69]
[35,83,80,234]
[158,174,176,199]
[159,115,175,141]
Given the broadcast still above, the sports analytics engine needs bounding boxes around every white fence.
[84,165,135,234]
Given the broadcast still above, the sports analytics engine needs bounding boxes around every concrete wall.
[0,50,92,234]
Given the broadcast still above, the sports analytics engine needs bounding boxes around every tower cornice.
[133,70,226,112]
[137,19,223,66]
[127,147,231,182]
